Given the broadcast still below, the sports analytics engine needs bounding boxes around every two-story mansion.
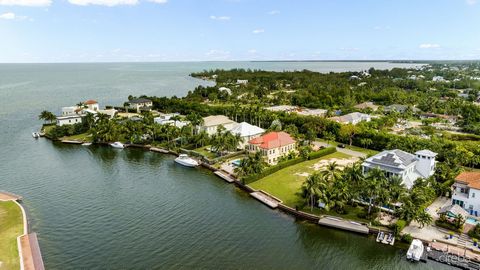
[247,131,296,165]
[451,172,480,214]
[362,149,437,189]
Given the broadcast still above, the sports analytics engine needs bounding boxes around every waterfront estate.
[362,149,437,189]
[247,131,296,165]
[198,115,237,136]
[452,172,480,214]
[329,112,371,125]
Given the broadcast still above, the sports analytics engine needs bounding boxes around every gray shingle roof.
[368,149,417,169]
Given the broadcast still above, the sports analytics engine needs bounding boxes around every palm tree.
[414,210,433,228]
[321,162,342,182]
[364,168,385,215]
[124,102,130,113]
[302,173,320,212]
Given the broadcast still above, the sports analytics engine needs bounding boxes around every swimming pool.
[466,217,479,225]
[231,159,242,166]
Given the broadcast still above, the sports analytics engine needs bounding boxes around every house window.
[473,193,476,198]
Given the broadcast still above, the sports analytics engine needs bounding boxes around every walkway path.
[312,141,367,158]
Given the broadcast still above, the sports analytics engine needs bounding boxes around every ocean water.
[0,62,447,269]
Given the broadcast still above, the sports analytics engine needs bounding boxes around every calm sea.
[0,62,448,269]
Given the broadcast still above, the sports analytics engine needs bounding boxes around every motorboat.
[32,132,40,138]
[387,233,395,245]
[110,142,125,149]
[82,142,92,146]
[406,239,424,261]
[376,231,384,242]
[174,154,199,167]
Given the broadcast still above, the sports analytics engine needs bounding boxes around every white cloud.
[0,0,51,6]
[466,0,477,5]
[247,49,257,54]
[268,10,280,15]
[68,0,138,6]
[209,15,230,21]
[252,29,265,34]
[419,43,441,49]
[0,12,15,19]
[0,12,28,20]
[147,0,167,4]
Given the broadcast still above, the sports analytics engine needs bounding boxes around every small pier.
[250,191,281,209]
[61,140,83,144]
[214,171,235,183]
[150,147,169,154]
[318,216,369,234]
[0,190,23,201]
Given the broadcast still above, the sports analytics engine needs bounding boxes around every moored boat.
[32,132,40,138]
[110,142,125,149]
[174,154,199,167]
[82,142,92,146]
[406,239,424,261]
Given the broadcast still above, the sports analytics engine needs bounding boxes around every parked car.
[338,144,346,148]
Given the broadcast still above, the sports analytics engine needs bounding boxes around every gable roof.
[230,122,264,137]
[364,149,417,169]
[248,131,295,149]
[85,99,98,105]
[438,204,469,218]
[455,172,480,190]
[202,115,236,127]
[415,150,437,157]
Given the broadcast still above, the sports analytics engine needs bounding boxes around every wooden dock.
[214,171,235,183]
[250,191,281,209]
[318,216,369,234]
[0,190,23,201]
[150,147,169,154]
[61,140,83,144]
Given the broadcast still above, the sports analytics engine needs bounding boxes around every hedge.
[243,147,337,184]
[435,220,463,233]
[391,219,407,236]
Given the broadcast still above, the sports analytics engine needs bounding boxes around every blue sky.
[0,0,479,62]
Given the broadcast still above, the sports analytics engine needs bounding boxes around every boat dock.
[61,140,83,144]
[214,171,235,183]
[250,191,281,209]
[150,147,169,154]
[19,233,45,270]
[318,216,370,234]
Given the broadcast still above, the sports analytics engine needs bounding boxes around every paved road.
[312,141,367,158]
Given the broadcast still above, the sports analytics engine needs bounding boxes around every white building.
[154,113,189,128]
[61,106,80,116]
[236,79,248,85]
[265,105,299,113]
[56,115,83,126]
[451,172,480,214]
[230,122,265,148]
[198,115,237,136]
[128,98,153,113]
[329,112,371,125]
[85,100,99,111]
[362,149,437,189]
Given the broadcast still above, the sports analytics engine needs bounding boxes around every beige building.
[198,115,237,136]
[247,131,296,165]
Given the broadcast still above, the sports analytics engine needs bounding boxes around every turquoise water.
[0,62,448,269]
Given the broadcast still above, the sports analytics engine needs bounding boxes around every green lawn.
[248,152,351,207]
[193,146,217,159]
[62,132,92,142]
[0,201,23,270]
[316,139,379,156]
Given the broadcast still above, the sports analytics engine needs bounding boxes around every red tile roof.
[248,131,295,149]
[455,172,480,190]
[85,100,98,105]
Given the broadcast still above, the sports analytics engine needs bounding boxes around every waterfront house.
[296,108,328,117]
[218,87,232,95]
[61,106,79,116]
[329,112,371,125]
[419,113,459,125]
[127,98,153,113]
[451,172,480,214]
[265,105,298,113]
[230,122,265,148]
[384,104,421,114]
[362,149,437,189]
[354,102,378,112]
[198,115,237,136]
[85,100,99,111]
[56,115,83,126]
[236,79,248,85]
[154,113,189,128]
[247,131,296,165]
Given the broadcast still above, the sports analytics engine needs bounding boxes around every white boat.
[406,239,424,261]
[82,142,92,146]
[376,231,384,242]
[110,142,125,149]
[32,132,40,138]
[174,154,199,167]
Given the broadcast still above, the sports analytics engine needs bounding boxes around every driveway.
[312,141,367,158]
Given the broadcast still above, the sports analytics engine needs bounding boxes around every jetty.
[214,171,235,183]
[0,190,23,201]
[250,191,281,209]
[61,140,83,144]
[318,216,369,234]
[150,147,169,154]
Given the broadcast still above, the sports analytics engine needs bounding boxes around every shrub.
[435,220,463,233]
[401,233,413,244]
[391,219,407,236]
[308,146,336,160]
[468,224,480,239]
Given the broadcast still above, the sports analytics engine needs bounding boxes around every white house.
[128,98,153,113]
[56,115,83,126]
[451,172,480,214]
[85,100,99,111]
[198,115,237,136]
[236,79,248,85]
[362,149,437,189]
[329,112,371,125]
[61,106,80,116]
[230,122,265,148]
[154,113,189,128]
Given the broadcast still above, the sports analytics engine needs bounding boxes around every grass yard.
[248,152,351,207]
[316,139,379,156]
[193,145,217,159]
[0,201,24,270]
[62,132,92,142]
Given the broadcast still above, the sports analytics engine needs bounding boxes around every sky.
[0,0,479,63]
